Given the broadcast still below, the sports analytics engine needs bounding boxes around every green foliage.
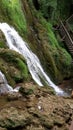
[60,48,72,67]
[15,58,28,79]
[39,16,59,47]
[0,42,8,48]
[0,0,27,34]
[38,0,57,21]
[37,13,73,80]
[53,48,72,67]
[36,0,72,24]
[57,0,71,20]
[52,47,72,78]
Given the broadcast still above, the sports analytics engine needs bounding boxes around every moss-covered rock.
[22,0,73,83]
[0,49,29,87]
[0,30,8,48]
[0,0,27,35]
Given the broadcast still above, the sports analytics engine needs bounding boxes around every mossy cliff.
[0,0,27,35]
[20,0,73,83]
[0,0,73,86]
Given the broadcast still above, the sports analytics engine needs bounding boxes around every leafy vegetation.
[38,0,57,21]
[32,0,72,24]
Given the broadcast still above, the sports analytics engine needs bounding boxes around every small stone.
[7,92,22,101]
[38,105,42,110]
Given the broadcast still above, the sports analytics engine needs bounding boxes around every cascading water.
[0,71,20,94]
[0,23,64,95]
[0,71,13,93]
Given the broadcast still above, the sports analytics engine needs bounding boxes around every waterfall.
[0,71,20,94]
[0,23,64,95]
[0,71,13,94]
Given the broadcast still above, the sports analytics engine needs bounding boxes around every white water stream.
[0,23,64,95]
[0,71,19,94]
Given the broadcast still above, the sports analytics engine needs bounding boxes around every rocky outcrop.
[0,49,29,87]
[0,84,73,130]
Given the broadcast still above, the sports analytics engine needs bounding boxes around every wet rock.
[7,92,22,101]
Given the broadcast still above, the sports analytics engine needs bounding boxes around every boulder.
[7,92,22,101]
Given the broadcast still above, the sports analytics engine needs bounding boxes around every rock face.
[0,84,73,130]
[0,49,29,87]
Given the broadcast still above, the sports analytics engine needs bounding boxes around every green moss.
[0,49,29,86]
[0,42,8,48]
[24,2,73,82]
[0,49,26,63]
[44,22,59,47]
[20,86,34,96]
[36,14,59,48]
[0,0,27,34]
[37,14,73,79]
[0,58,15,87]
[15,58,28,79]
[52,47,72,78]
